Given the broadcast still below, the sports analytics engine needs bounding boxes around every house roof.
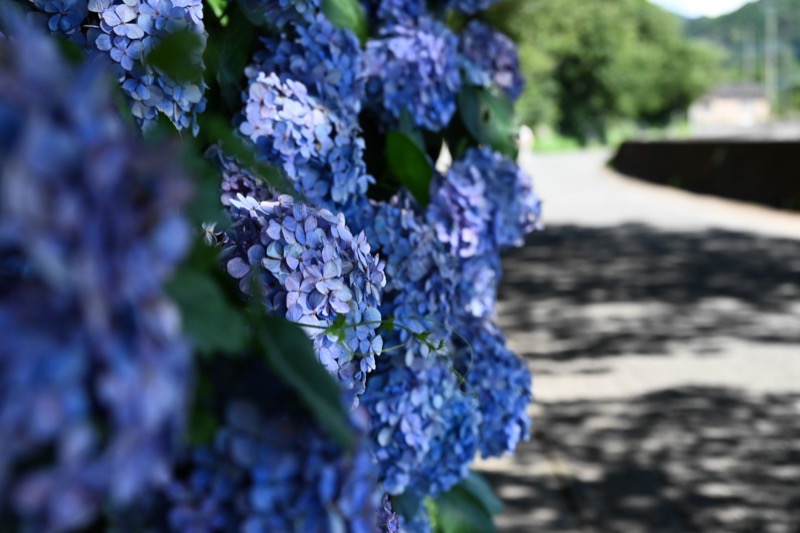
[706,83,766,99]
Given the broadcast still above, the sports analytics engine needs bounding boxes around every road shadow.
[498,224,800,362]
[485,387,800,533]
[486,224,800,532]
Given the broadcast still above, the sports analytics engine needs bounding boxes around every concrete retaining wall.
[609,141,800,211]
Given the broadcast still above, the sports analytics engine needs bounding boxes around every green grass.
[530,120,693,154]
[532,132,584,152]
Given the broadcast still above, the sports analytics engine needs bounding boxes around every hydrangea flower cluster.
[427,147,541,319]
[344,150,538,529]
[378,494,401,532]
[364,17,461,131]
[223,193,386,404]
[214,148,271,209]
[477,148,543,249]
[454,320,532,457]
[249,14,366,121]
[166,396,384,532]
[453,252,502,320]
[238,0,320,28]
[459,20,525,101]
[240,70,371,207]
[25,0,208,133]
[360,355,480,498]
[3,0,541,528]
[430,147,541,255]
[427,163,489,260]
[0,25,191,531]
[347,193,457,364]
[360,0,425,25]
[443,0,501,14]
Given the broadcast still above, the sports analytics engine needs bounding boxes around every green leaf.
[188,372,219,445]
[425,498,441,532]
[458,85,518,158]
[53,35,85,65]
[392,492,425,522]
[461,471,503,516]
[253,313,356,450]
[434,484,497,533]
[321,0,368,43]
[205,0,228,20]
[144,29,205,83]
[185,156,229,227]
[398,109,427,150]
[386,131,433,206]
[214,7,254,111]
[167,265,249,356]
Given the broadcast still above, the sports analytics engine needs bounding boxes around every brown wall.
[609,141,800,211]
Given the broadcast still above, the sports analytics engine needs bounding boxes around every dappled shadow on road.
[498,224,800,361]
[484,387,800,533]
[484,224,800,532]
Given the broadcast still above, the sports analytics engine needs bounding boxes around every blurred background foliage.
[481,0,724,144]
[685,0,800,112]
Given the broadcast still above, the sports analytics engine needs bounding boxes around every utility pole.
[744,29,756,82]
[764,0,779,110]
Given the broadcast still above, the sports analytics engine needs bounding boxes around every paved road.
[475,150,800,533]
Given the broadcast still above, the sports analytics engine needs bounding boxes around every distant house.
[689,83,771,128]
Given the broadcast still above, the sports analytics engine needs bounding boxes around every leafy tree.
[484,0,722,142]
[686,0,800,112]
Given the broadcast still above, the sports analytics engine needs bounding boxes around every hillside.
[685,0,800,91]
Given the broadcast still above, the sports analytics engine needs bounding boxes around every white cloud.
[650,0,755,18]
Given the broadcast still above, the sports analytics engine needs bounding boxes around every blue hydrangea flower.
[222,193,386,405]
[347,193,457,364]
[32,0,88,34]
[427,166,488,260]
[378,494,401,532]
[364,17,461,131]
[213,148,271,208]
[454,320,532,457]
[248,14,365,122]
[476,148,542,250]
[428,147,541,257]
[361,354,480,499]
[360,0,425,25]
[95,0,208,133]
[240,71,372,207]
[237,0,320,28]
[459,20,525,101]
[0,26,191,531]
[441,0,500,14]
[426,148,540,319]
[166,396,384,532]
[455,252,501,320]
[25,0,208,133]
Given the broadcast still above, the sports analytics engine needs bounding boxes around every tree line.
[482,0,723,143]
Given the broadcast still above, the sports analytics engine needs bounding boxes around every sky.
[649,0,754,18]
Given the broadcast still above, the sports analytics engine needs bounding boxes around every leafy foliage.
[685,0,800,112]
[253,313,357,450]
[385,132,433,205]
[458,85,517,157]
[322,0,368,42]
[484,0,723,142]
[429,472,503,533]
